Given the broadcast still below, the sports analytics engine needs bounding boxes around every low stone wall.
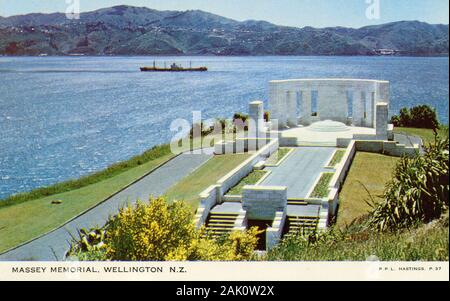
[195,139,279,228]
[214,138,273,155]
[326,188,340,219]
[242,185,287,221]
[316,141,357,219]
[330,141,356,189]
[233,210,248,231]
[218,139,279,195]
[337,138,419,158]
[317,205,329,230]
[194,184,220,228]
[266,210,287,250]
[222,195,242,202]
[279,136,298,147]
[383,141,419,157]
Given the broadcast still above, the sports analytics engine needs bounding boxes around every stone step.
[290,222,318,226]
[206,226,234,230]
[289,225,318,230]
[288,215,319,220]
[206,224,235,229]
[288,201,309,206]
[208,219,236,224]
[210,213,239,217]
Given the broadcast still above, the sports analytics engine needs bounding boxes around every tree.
[390,105,439,129]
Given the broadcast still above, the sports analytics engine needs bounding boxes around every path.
[0,153,212,261]
[261,147,336,199]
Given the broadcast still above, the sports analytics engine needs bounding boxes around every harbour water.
[0,56,448,199]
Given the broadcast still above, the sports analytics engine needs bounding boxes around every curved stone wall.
[269,79,390,129]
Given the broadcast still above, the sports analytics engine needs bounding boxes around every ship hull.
[140,67,207,72]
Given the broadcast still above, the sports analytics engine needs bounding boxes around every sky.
[0,0,448,28]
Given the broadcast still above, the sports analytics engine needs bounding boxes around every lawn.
[394,127,449,145]
[0,152,175,253]
[336,152,400,228]
[0,133,232,253]
[0,133,227,209]
[163,153,251,208]
[309,173,334,198]
[328,150,346,167]
[266,148,292,165]
[226,170,268,195]
[0,144,173,209]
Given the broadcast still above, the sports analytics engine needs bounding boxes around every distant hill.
[0,5,448,56]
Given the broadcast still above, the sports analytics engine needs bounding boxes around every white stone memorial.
[269,79,390,133]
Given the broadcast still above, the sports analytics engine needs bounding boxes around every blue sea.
[0,56,448,199]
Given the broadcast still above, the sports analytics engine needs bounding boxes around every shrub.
[264,111,270,122]
[167,227,261,261]
[189,122,214,138]
[69,197,261,261]
[233,112,249,123]
[391,105,439,129]
[368,135,449,231]
[266,213,449,261]
[106,198,196,261]
[409,105,440,129]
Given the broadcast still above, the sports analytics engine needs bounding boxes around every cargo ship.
[140,62,207,72]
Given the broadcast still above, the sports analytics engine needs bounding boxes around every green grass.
[0,144,173,209]
[309,173,334,198]
[163,153,251,208]
[226,170,268,195]
[266,148,292,165]
[394,126,449,146]
[0,133,229,210]
[0,152,175,253]
[328,150,346,167]
[0,131,240,253]
[337,152,400,228]
[265,213,449,261]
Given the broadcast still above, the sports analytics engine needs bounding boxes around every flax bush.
[368,135,449,231]
[267,213,449,261]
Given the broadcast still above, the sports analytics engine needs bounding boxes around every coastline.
[1,54,449,58]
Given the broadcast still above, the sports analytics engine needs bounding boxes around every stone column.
[377,82,390,103]
[268,83,277,128]
[300,90,312,125]
[353,90,364,127]
[269,84,288,129]
[286,91,298,127]
[370,91,376,128]
[376,102,389,139]
[279,90,288,128]
[249,100,264,138]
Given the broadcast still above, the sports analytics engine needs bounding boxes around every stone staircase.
[284,215,320,238]
[204,212,239,238]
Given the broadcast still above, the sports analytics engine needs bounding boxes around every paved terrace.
[260,147,336,199]
[281,124,375,146]
[0,153,212,261]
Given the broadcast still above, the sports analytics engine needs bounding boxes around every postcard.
[0,0,448,285]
